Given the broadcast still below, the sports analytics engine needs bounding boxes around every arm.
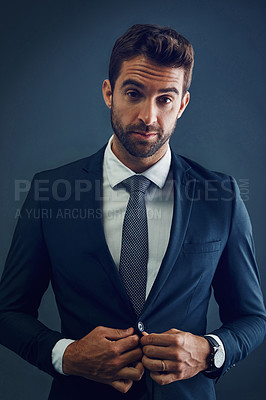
[0,176,143,392]
[209,177,266,375]
[0,174,64,376]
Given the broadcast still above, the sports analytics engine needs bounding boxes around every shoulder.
[171,151,238,202]
[171,151,230,183]
[33,145,107,181]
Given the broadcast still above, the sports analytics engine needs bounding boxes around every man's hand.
[63,326,144,393]
[140,328,210,385]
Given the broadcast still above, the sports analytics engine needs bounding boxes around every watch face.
[214,348,225,369]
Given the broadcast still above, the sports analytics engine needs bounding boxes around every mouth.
[131,131,158,138]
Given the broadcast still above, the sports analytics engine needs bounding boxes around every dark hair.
[109,24,194,97]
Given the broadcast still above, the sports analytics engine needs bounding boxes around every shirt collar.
[104,135,171,189]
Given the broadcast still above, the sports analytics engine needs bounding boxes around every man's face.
[103,56,189,167]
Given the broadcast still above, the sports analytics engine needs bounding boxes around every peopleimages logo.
[14,177,250,203]
[237,179,249,201]
[14,207,163,221]
[15,179,94,202]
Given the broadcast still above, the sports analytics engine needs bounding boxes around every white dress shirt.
[52,136,225,374]
[102,136,173,297]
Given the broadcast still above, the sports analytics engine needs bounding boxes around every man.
[0,24,265,400]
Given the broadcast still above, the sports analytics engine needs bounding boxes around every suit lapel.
[142,151,196,314]
[82,145,136,317]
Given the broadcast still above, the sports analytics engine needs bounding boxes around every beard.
[111,105,177,158]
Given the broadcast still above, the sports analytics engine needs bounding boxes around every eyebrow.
[121,79,180,96]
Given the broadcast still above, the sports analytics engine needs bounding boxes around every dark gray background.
[0,0,265,399]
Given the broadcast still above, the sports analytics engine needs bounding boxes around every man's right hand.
[62,326,144,393]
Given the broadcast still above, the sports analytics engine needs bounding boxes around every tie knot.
[122,175,151,194]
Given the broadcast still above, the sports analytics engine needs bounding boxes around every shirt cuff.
[51,338,75,375]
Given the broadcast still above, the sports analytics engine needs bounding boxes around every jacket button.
[137,321,145,333]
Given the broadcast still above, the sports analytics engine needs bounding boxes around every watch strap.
[204,335,220,372]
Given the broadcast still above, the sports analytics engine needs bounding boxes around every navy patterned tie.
[119,175,151,316]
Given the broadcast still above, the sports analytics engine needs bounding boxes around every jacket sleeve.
[210,176,266,377]
[0,174,64,377]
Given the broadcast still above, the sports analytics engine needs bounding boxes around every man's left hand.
[140,328,210,385]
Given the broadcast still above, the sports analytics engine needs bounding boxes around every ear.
[102,79,112,109]
[177,91,190,119]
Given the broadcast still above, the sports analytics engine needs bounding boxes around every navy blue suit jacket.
[0,146,265,399]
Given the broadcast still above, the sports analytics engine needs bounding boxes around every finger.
[110,379,133,393]
[142,355,165,371]
[140,329,181,339]
[104,327,135,341]
[142,354,158,370]
[142,355,172,372]
[132,361,145,379]
[142,355,179,373]
[116,362,144,381]
[119,346,143,367]
[114,334,140,354]
[141,333,175,347]
[142,344,178,360]
[150,371,177,385]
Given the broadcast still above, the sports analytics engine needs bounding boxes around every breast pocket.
[182,240,221,254]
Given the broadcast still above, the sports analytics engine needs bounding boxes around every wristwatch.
[204,335,225,372]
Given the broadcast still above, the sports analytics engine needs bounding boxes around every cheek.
[159,112,178,130]
[114,100,139,121]
[124,108,141,125]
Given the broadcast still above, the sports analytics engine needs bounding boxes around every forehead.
[116,56,184,90]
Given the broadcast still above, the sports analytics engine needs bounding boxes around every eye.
[126,90,141,99]
[158,96,172,104]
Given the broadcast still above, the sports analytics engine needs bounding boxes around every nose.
[137,100,157,126]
